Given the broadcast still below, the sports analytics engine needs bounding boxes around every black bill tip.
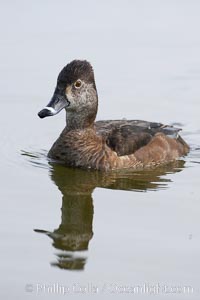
[38,108,53,119]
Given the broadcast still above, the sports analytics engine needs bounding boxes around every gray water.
[0,1,200,299]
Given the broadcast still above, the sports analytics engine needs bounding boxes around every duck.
[38,60,189,171]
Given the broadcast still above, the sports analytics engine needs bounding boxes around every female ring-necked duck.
[38,60,189,171]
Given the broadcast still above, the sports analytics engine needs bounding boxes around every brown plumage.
[38,60,189,171]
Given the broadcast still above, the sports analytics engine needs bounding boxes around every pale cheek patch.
[65,86,73,100]
[44,107,57,115]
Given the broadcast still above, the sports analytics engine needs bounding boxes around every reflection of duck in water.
[38,60,189,171]
[35,166,94,270]
[34,159,186,270]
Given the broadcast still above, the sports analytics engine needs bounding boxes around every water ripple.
[21,149,49,170]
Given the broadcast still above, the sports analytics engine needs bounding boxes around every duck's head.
[38,60,98,129]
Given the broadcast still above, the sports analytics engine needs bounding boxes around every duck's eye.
[74,79,82,88]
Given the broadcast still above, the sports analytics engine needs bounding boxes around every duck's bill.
[38,94,70,119]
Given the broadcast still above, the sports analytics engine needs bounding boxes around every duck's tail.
[177,135,190,155]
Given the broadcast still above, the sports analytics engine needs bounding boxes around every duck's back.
[95,120,187,156]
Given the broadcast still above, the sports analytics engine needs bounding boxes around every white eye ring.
[74,79,82,89]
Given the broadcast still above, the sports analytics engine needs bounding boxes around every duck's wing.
[95,120,181,156]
